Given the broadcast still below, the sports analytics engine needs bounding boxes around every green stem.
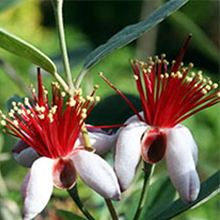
[105,199,118,220]
[133,162,155,220]
[68,185,95,220]
[52,0,74,94]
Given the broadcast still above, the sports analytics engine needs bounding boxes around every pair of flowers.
[1,38,220,220]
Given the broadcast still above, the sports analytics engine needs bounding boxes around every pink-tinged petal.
[71,150,121,200]
[22,157,54,220]
[12,140,39,168]
[141,127,167,164]
[115,115,149,191]
[166,126,200,204]
[52,158,77,190]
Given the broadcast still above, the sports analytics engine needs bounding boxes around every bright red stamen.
[1,69,97,159]
[101,36,220,128]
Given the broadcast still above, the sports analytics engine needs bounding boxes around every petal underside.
[22,157,54,220]
[166,126,200,204]
[12,140,39,168]
[114,115,149,191]
[71,150,121,200]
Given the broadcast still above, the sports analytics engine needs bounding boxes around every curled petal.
[166,126,200,204]
[115,115,149,191]
[12,140,39,168]
[75,126,117,155]
[88,131,117,155]
[52,158,77,190]
[71,150,121,200]
[22,157,53,220]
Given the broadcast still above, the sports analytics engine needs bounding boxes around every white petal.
[22,157,54,220]
[12,140,39,168]
[88,131,117,155]
[175,124,198,164]
[114,115,149,191]
[71,150,121,200]
[166,126,200,204]
[75,126,117,155]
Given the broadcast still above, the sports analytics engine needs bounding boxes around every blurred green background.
[0,0,219,220]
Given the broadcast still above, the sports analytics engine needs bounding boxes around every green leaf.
[0,0,20,12]
[81,0,189,73]
[0,28,57,75]
[151,170,220,220]
[168,10,219,64]
[139,176,176,220]
[57,209,87,220]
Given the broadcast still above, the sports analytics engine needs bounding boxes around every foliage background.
[0,0,219,220]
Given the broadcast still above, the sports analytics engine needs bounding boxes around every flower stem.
[133,162,155,220]
[105,199,118,220]
[52,0,74,94]
[68,184,95,220]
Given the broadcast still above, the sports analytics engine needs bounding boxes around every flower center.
[52,158,77,190]
[141,128,167,164]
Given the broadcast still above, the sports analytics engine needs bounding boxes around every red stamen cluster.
[101,37,220,128]
[0,69,99,159]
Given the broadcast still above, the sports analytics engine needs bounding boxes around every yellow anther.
[9,112,14,118]
[177,71,183,78]
[165,73,169,78]
[24,98,29,106]
[69,98,76,107]
[61,92,66,97]
[1,114,6,119]
[38,114,45,120]
[172,60,176,65]
[186,76,193,82]
[133,75,138,80]
[202,78,207,83]
[13,106,18,111]
[160,74,164,79]
[32,88,36,93]
[171,72,175,78]
[198,76,203,81]
[40,106,46,112]
[180,62,184,67]
[147,57,152,62]
[212,83,218,89]
[201,88,207,95]
[1,120,6,126]
[95,96,101,102]
[82,108,87,113]
[163,60,169,65]
[161,53,166,58]
[44,90,48,95]
[13,120,19,126]
[94,85,99,90]
[27,110,31,114]
[35,105,41,112]
[12,102,16,106]
[197,71,202,77]
[188,63,194,68]
[208,80,213,85]
[139,61,145,67]
[86,96,94,102]
[217,92,220,98]
[18,102,23,107]
[205,85,211,91]
[191,72,195,77]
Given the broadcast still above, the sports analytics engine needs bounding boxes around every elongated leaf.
[82,0,189,73]
[57,209,87,220]
[0,0,20,12]
[140,176,176,220]
[0,28,56,75]
[151,170,220,220]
